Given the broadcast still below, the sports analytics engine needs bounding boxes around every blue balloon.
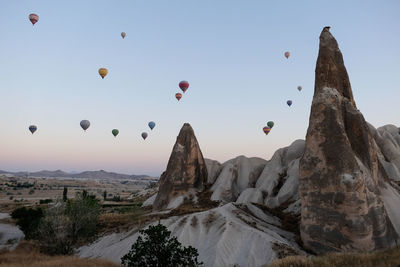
[29,125,37,134]
[148,121,156,130]
[287,100,293,107]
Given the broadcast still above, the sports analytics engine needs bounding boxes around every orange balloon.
[98,68,108,79]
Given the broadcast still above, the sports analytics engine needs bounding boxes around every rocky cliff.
[299,27,398,253]
[153,123,208,210]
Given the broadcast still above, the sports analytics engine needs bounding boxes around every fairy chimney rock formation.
[299,27,398,253]
[153,123,208,210]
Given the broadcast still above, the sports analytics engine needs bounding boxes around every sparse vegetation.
[121,223,202,267]
[0,241,120,267]
[266,246,400,267]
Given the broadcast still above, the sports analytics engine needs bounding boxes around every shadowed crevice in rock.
[299,27,398,254]
[153,123,208,210]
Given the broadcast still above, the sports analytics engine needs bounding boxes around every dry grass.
[0,241,121,267]
[266,246,400,267]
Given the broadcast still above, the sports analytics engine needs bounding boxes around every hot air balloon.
[287,100,292,107]
[121,32,126,39]
[112,129,119,137]
[80,120,90,131]
[29,125,37,134]
[179,80,189,93]
[284,51,290,59]
[29,14,39,25]
[148,121,156,130]
[297,86,302,91]
[98,68,108,79]
[141,132,148,140]
[267,121,274,128]
[175,93,182,101]
[263,126,271,135]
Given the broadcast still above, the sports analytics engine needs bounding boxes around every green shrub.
[11,206,44,239]
[121,223,202,267]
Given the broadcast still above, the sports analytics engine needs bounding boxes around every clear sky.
[0,1,399,176]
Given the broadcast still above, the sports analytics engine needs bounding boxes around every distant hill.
[0,169,157,181]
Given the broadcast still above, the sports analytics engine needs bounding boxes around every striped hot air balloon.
[175,93,182,101]
[29,13,39,25]
[263,126,271,135]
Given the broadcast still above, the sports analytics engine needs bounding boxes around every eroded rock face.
[299,27,398,253]
[153,123,208,210]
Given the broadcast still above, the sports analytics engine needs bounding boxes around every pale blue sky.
[0,1,399,176]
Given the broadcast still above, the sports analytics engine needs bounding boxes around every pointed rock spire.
[153,123,208,210]
[299,27,398,253]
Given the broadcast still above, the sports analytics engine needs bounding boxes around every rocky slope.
[299,27,398,253]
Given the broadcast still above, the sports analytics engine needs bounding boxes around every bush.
[121,223,202,267]
[36,192,100,255]
[39,199,53,204]
[11,206,44,239]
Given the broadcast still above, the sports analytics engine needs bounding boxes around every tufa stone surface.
[299,27,398,253]
[153,123,208,210]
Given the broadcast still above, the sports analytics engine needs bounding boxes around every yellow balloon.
[98,68,108,79]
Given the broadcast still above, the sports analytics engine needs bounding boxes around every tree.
[63,187,68,202]
[103,190,107,201]
[36,191,100,255]
[121,223,202,267]
[11,206,43,239]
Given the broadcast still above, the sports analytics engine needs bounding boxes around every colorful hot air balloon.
[98,68,108,79]
[29,14,39,25]
[29,125,37,134]
[112,129,119,137]
[175,93,182,101]
[179,80,189,93]
[148,121,156,130]
[287,100,293,107]
[263,126,271,135]
[121,32,126,39]
[284,51,290,59]
[141,132,148,140]
[80,120,90,131]
[267,121,274,128]
[297,86,302,91]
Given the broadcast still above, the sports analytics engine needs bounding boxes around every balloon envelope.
[175,93,182,101]
[98,68,108,79]
[267,121,274,128]
[112,129,119,137]
[29,14,39,25]
[297,86,302,91]
[148,121,156,130]
[263,126,271,135]
[141,132,148,140]
[29,125,37,134]
[121,32,126,39]
[287,100,293,107]
[80,120,90,131]
[284,51,290,59]
[179,80,189,93]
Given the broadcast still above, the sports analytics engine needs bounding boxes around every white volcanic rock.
[369,124,400,181]
[205,159,222,184]
[256,140,304,212]
[211,156,266,202]
[236,188,263,204]
[79,203,303,267]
